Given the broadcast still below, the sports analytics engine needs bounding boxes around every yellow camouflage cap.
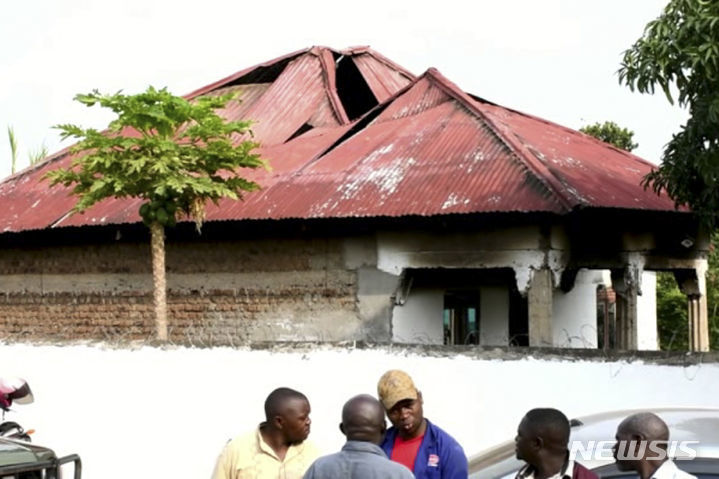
[377,369,418,410]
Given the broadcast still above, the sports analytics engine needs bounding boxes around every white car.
[469,408,719,479]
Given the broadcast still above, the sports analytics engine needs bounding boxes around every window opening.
[443,290,479,345]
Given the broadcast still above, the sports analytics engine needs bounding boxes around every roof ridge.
[0,145,72,185]
[299,68,424,158]
[477,99,661,170]
[2,46,354,187]
[182,47,312,99]
[343,46,417,82]
[313,48,351,125]
[422,68,576,212]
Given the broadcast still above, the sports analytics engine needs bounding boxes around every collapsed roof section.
[0,46,677,233]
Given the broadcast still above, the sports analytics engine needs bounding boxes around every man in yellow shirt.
[212,388,321,479]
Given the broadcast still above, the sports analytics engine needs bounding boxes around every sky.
[0,0,687,179]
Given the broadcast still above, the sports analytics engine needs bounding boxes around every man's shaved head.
[264,387,308,420]
[515,408,571,469]
[340,394,387,444]
[617,412,670,442]
[523,408,571,448]
[613,412,672,476]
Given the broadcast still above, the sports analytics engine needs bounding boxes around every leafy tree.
[656,272,690,349]
[619,0,719,228]
[46,87,266,341]
[580,121,638,152]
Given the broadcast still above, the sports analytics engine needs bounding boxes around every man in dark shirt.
[377,370,467,479]
[303,394,414,479]
[515,408,597,479]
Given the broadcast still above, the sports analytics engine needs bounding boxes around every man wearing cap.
[377,370,467,479]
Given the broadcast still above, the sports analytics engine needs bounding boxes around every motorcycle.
[0,377,35,442]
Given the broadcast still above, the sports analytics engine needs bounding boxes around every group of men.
[514,408,694,479]
[211,369,466,479]
[211,369,695,479]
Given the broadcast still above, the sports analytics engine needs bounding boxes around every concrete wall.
[479,286,509,346]
[392,286,511,346]
[392,271,606,349]
[392,287,444,344]
[0,239,360,344]
[552,269,602,348]
[0,229,664,349]
[1,343,717,479]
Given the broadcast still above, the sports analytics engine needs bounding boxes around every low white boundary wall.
[1,343,717,479]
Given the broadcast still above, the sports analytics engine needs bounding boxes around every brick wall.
[0,237,361,345]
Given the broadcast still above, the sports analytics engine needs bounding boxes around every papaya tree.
[45,86,266,341]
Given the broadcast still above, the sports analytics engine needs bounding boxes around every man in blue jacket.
[377,370,468,479]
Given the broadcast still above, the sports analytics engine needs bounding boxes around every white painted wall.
[392,286,510,346]
[552,270,602,348]
[392,287,444,344]
[376,231,665,349]
[1,343,717,479]
[637,271,659,350]
[479,286,509,346]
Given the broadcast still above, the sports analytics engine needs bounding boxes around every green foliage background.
[581,118,717,350]
[579,121,638,152]
[619,0,719,229]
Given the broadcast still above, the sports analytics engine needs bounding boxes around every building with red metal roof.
[0,46,709,351]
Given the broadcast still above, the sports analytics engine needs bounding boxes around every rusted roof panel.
[0,47,360,233]
[373,76,451,122]
[184,48,310,100]
[238,54,340,145]
[476,102,676,211]
[0,154,81,232]
[0,46,684,235]
[350,50,415,103]
[281,95,561,219]
[57,124,355,227]
[208,83,271,123]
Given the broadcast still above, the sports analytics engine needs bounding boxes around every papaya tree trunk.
[150,221,168,341]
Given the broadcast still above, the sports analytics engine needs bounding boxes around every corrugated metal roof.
[0,47,681,234]
[475,102,676,211]
[351,50,415,103]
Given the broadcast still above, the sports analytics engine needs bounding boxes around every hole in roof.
[285,123,314,143]
[335,56,379,121]
[225,54,299,86]
[320,101,390,156]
